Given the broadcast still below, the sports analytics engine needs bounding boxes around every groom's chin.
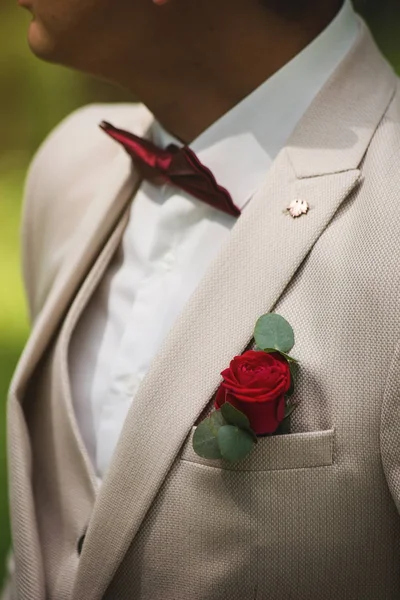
[26,20,96,73]
[26,19,75,66]
[27,20,59,61]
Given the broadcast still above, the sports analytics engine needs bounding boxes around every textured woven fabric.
[5,20,400,600]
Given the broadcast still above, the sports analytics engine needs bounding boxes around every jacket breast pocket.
[179,426,335,471]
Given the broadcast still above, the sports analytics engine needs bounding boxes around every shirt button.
[163,251,175,269]
[77,533,86,556]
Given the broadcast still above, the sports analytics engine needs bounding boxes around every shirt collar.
[152,0,359,210]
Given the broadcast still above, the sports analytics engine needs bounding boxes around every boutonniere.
[193,313,298,462]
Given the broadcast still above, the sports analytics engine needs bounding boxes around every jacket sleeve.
[380,337,400,513]
[20,105,96,323]
[0,550,16,600]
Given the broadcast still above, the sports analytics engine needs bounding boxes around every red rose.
[214,350,291,435]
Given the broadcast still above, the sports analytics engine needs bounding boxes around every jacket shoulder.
[366,80,400,177]
[384,79,400,126]
[22,102,152,320]
[25,102,150,204]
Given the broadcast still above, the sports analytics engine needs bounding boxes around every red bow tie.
[99,121,241,218]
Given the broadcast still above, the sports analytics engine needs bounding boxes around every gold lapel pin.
[286,199,310,218]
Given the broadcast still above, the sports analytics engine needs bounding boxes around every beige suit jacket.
[4,19,400,600]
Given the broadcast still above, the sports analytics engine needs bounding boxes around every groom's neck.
[113,2,342,143]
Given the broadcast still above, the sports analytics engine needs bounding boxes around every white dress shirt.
[69,0,359,483]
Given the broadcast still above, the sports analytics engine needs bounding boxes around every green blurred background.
[1,0,400,588]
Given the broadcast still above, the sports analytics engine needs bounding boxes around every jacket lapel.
[72,21,397,600]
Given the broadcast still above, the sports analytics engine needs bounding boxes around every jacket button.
[77,534,86,556]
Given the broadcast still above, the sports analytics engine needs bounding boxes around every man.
[3,0,400,597]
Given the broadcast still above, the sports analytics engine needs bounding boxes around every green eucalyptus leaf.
[285,354,298,364]
[209,410,226,429]
[284,403,297,419]
[221,403,257,442]
[221,402,250,429]
[192,411,226,459]
[217,425,255,462]
[254,313,295,354]
[261,348,298,363]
